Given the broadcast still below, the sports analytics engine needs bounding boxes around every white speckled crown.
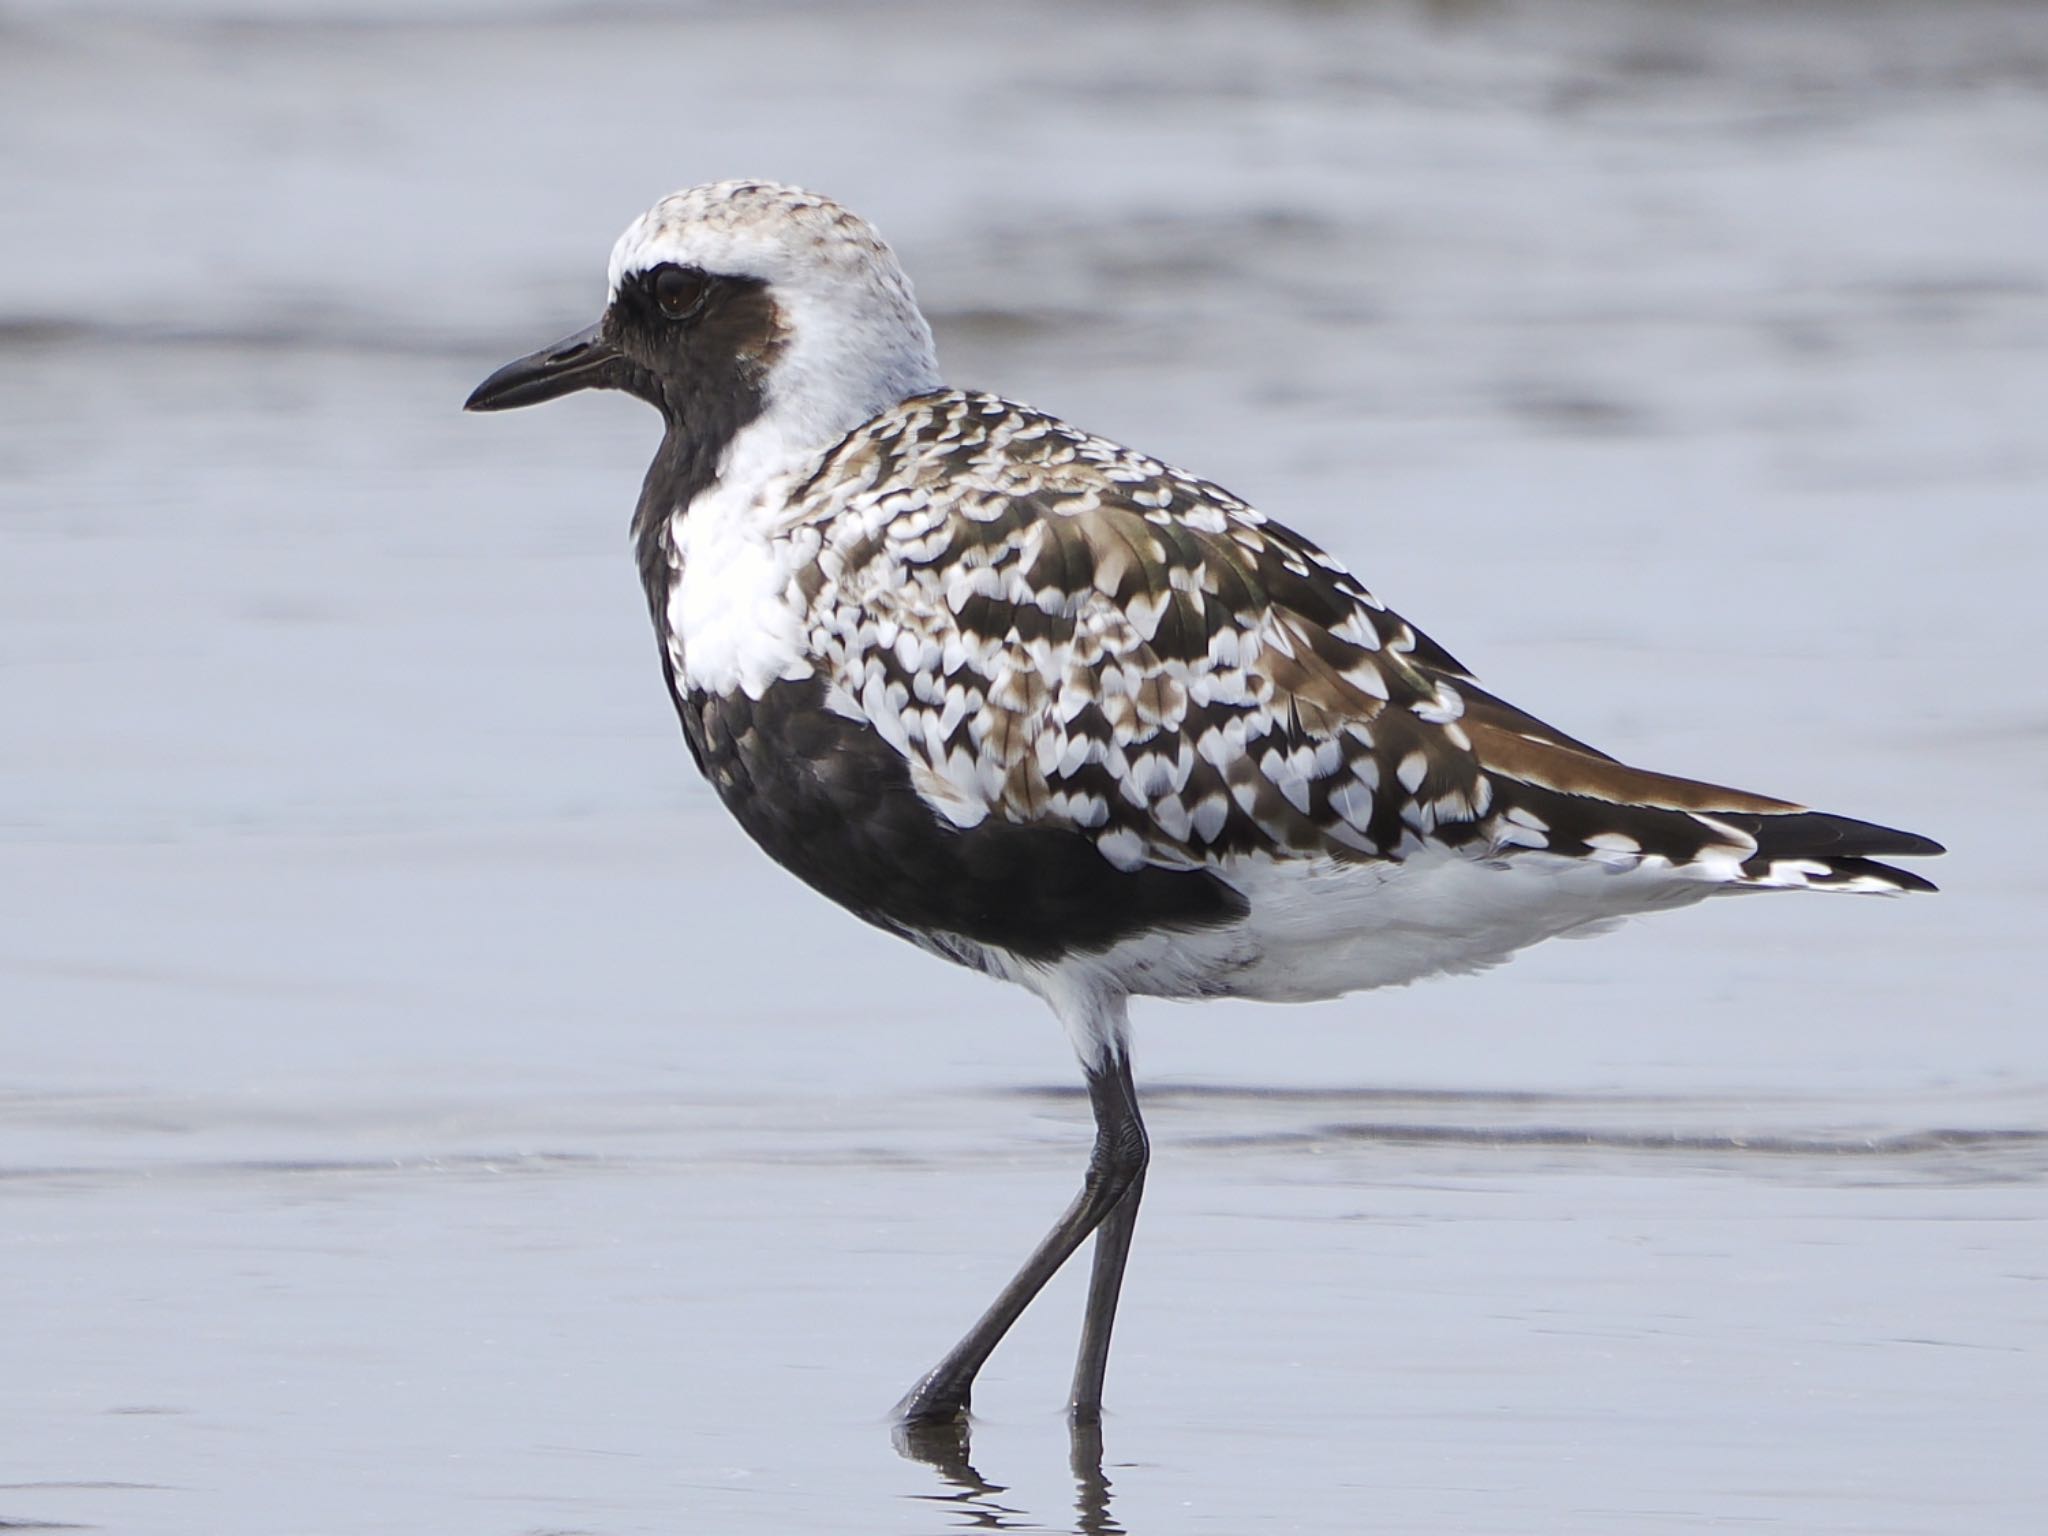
[607,180,900,296]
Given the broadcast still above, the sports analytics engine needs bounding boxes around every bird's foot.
[891,1368,972,1431]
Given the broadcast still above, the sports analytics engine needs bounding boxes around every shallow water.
[4,2,2047,1532]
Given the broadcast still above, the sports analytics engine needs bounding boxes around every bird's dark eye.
[653,265,709,321]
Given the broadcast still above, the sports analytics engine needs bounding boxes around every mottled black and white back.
[467,178,1941,1427]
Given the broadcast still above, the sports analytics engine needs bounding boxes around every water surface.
[4,3,2046,1532]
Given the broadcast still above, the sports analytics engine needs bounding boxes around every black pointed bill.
[464,323,624,412]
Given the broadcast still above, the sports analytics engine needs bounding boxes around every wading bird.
[466,180,1941,1428]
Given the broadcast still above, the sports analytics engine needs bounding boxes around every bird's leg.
[1068,1166,1146,1422]
[893,1049,1150,1427]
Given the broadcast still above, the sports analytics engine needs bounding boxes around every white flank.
[1031,847,1740,1008]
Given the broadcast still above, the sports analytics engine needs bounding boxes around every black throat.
[622,272,784,617]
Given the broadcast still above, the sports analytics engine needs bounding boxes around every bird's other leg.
[894,994,1146,1428]
[1068,1049,1146,1425]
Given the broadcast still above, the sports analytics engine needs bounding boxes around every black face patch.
[608,265,790,610]
[606,264,787,421]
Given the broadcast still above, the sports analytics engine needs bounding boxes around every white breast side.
[663,417,821,700]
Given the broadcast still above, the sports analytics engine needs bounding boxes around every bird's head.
[465,180,941,456]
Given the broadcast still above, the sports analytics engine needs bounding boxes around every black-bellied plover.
[466,179,1941,1429]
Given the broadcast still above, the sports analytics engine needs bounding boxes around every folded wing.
[798,393,1941,898]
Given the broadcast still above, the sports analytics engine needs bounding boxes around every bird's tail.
[1456,709,1944,895]
[1707,809,1944,894]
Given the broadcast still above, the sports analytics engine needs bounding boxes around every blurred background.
[4,2,2045,1533]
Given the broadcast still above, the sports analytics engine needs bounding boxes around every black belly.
[672,674,1245,964]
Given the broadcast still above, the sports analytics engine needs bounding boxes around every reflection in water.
[896,1417,1124,1535]
[897,1416,1029,1531]
[1068,1421,1120,1536]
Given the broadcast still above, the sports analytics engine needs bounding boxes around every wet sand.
[4,2,2046,1531]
